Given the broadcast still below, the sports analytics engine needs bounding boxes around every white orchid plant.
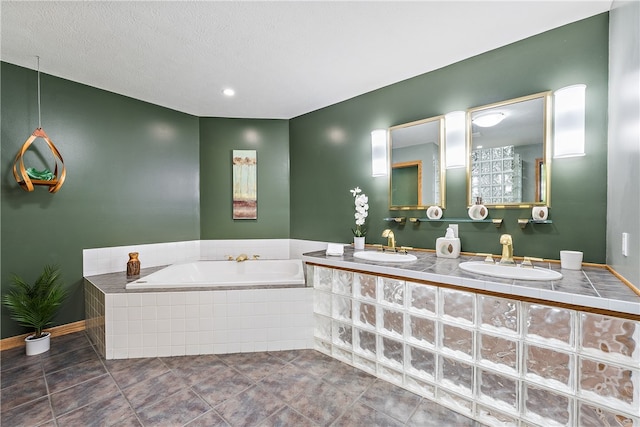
[350,187,369,237]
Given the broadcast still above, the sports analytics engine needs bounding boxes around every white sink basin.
[353,251,417,263]
[459,261,563,281]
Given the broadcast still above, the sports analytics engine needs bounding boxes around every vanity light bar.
[554,84,586,158]
[371,129,388,177]
[445,111,466,168]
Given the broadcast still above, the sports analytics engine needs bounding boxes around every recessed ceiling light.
[223,88,235,97]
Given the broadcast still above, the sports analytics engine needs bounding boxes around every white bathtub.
[125,259,305,289]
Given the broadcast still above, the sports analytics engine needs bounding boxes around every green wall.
[199,118,290,239]
[0,13,610,339]
[1,62,200,338]
[290,14,609,263]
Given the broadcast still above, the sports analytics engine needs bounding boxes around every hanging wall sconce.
[445,111,466,168]
[371,129,388,177]
[553,84,586,158]
[12,56,66,193]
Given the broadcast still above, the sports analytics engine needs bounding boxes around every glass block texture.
[354,301,376,329]
[524,384,572,426]
[479,295,519,335]
[380,336,403,369]
[332,346,352,363]
[354,273,377,301]
[332,270,353,296]
[381,308,403,338]
[581,313,638,364]
[405,375,435,398]
[407,282,437,316]
[354,328,376,358]
[578,401,639,427]
[314,266,333,292]
[331,295,352,321]
[353,354,376,374]
[407,345,436,380]
[476,405,518,427]
[312,266,640,426]
[313,291,331,317]
[471,145,522,204]
[314,314,331,341]
[440,356,473,395]
[441,288,474,325]
[332,322,352,348]
[478,332,518,372]
[380,278,404,307]
[526,303,574,347]
[407,315,436,347]
[579,358,637,411]
[525,344,572,390]
[478,369,518,412]
[441,323,473,359]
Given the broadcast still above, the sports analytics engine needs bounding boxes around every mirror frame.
[466,91,552,208]
[388,115,446,210]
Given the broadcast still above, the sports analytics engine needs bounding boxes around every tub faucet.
[382,229,396,251]
[499,234,515,265]
[236,253,249,262]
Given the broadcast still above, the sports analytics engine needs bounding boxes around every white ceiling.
[1,1,612,119]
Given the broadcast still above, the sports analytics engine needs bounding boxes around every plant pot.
[354,236,365,250]
[25,332,50,356]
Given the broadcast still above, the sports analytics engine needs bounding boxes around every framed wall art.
[232,150,257,219]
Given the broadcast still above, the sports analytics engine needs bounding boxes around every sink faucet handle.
[399,246,413,254]
[522,256,544,268]
[372,244,384,251]
[476,253,494,263]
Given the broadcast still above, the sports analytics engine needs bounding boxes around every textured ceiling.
[1,1,611,119]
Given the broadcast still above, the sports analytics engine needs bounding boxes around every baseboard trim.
[0,320,86,351]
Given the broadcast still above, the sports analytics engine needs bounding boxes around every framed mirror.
[467,91,552,207]
[389,116,445,210]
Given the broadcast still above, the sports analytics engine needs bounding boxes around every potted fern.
[2,265,68,355]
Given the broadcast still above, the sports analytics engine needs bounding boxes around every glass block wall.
[309,264,640,427]
[471,145,522,204]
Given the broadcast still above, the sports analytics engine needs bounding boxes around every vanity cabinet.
[307,263,639,427]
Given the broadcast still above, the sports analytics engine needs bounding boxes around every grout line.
[582,270,602,298]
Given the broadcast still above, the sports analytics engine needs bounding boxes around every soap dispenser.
[436,227,461,259]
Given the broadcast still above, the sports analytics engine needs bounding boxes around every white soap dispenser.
[436,227,461,259]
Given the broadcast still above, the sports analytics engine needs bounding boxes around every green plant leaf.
[2,265,68,338]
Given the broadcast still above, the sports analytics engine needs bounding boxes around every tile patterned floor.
[1,332,487,426]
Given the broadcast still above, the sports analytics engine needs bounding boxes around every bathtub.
[125,259,305,289]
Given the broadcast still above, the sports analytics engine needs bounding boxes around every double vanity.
[303,247,639,426]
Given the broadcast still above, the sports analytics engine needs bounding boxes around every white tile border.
[88,284,314,360]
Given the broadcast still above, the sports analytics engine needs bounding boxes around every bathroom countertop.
[302,248,640,318]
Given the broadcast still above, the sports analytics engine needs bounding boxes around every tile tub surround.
[0,331,489,427]
[83,239,328,277]
[304,251,640,427]
[85,268,314,359]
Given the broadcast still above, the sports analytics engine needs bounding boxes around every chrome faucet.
[382,229,396,251]
[499,234,515,265]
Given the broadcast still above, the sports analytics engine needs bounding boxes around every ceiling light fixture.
[473,112,505,128]
[223,88,235,97]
